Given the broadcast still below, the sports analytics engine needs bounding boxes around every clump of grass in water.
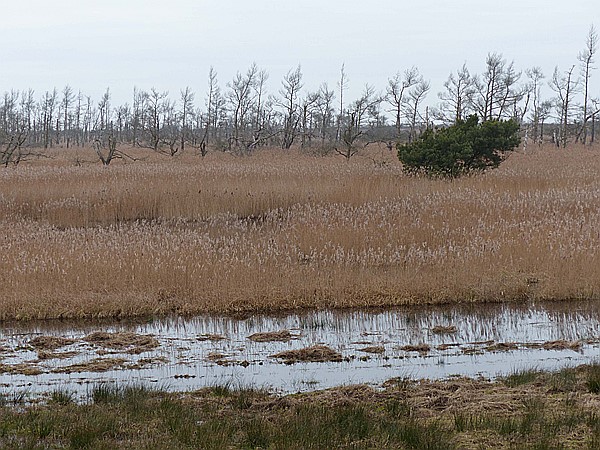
[49,388,75,405]
[91,383,155,405]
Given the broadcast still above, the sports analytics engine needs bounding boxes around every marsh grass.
[501,367,543,387]
[3,367,600,449]
[586,363,600,394]
[3,145,600,320]
[49,388,75,405]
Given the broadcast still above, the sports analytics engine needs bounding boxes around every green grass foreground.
[1,364,600,449]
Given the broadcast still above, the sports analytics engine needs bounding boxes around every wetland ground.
[2,145,600,447]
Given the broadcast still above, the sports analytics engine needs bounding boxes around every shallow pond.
[1,301,599,400]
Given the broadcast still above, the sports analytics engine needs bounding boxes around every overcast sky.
[0,0,596,108]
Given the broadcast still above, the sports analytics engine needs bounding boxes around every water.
[1,301,599,400]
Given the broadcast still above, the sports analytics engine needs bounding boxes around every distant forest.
[1,26,598,165]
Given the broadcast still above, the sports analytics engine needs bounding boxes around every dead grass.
[196,333,227,341]
[431,325,458,334]
[2,144,600,320]
[84,332,159,353]
[0,363,43,376]
[37,350,79,360]
[358,345,385,354]
[53,357,127,373]
[247,330,296,342]
[29,336,76,350]
[400,343,431,353]
[270,345,343,363]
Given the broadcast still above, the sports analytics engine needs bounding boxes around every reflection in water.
[1,301,599,399]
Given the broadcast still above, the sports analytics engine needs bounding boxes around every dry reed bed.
[1,146,600,320]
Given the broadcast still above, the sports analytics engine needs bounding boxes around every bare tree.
[97,88,111,131]
[279,65,303,149]
[549,65,579,147]
[335,85,382,160]
[161,98,180,156]
[144,88,169,151]
[437,63,475,124]
[1,91,31,166]
[473,53,523,121]
[115,103,130,143]
[386,67,420,137]
[198,67,219,156]
[591,98,600,143]
[40,89,57,148]
[82,95,93,144]
[227,63,259,151]
[131,87,146,147]
[576,25,598,144]
[61,85,75,147]
[299,90,320,148]
[405,79,430,142]
[525,67,545,144]
[336,64,349,142]
[538,99,553,143]
[179,86,195,153]
[315,83,335,147]
[93,130,119,166]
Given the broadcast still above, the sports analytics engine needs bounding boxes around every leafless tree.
[131,87,146,147]
[589,98,599,143]
[60,85,75,147]
[115,103,130,143]
[179,86,195,153]
[386,67,420,137]
[525,67,545,144]
[538,100,553,143]
[97,88,111,131]
[405,79,430,142]
[437,63,475,124]
[0,90,44,166]
[314,83,335,147]
[549,65,579,147]
[473,53,524,121]
[336,64,349,142]
[227,63,259,151]
[299,91,320,148]
[144,88,169,151]
[197,67,220,156]
[279,65,303,149]
[335,85,382,160]
[93,130,119,166]
[40,89,57,148]
[576,25,598,144]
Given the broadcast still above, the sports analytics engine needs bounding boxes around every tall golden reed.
[1,145,599,320]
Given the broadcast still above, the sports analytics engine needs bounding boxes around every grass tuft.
[502,368,542,388]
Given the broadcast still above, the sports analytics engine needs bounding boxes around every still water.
[1,301,599,399]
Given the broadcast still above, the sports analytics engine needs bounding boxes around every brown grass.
[431,325,458,334]
[29,336,76,350]
[85,332,159,354]
[247,330,296,342]
[53,357,127,373]
[2,144,600,321]
[270,345,343,363]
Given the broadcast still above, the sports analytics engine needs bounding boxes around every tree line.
[1,26,597,166]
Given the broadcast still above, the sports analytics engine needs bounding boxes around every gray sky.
[0,0,596,108]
